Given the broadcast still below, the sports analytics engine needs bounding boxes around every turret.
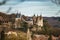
[36,14,43,27]
[15,12,22,29]
[16,11,21,18]
[40,15,43,20]
[33,14,36,25]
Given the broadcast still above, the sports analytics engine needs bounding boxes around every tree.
[0,29,5,40]
[48,30,52,40]
[43,20,50,35]
[0,20,2,25]
[21,21,28,32]
[0,0,7,5]
[51,0,60,5]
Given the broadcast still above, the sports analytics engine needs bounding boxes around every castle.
[15,12,43,30]
[0,12,43,40]
[14,12,22,28]
[33,14,43,30]
[14,12,43,40]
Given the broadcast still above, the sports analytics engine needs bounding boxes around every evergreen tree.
[1,29,5,40]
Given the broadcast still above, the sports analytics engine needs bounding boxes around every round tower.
[15,12,22,28]
[33,14,36,25]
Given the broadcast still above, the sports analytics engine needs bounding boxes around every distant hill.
[43,17,60,28]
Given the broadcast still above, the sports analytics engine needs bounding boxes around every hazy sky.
[0,0,60,17]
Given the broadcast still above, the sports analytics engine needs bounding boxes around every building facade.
[33,14,43,30]
[14,12,22,28]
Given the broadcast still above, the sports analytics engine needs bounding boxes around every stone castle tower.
[15,12,22,28]
[33,14,43,30]
[36,15,43,27]
[33,14,36,25]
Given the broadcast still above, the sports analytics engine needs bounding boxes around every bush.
[5,32,27,40]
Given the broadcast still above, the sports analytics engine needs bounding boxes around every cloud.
[9,1,60,17]
[0,0,60,17]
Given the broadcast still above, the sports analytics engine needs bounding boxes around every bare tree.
[0,0,7,5]
[51,0,60,5]
[6,7,12,13]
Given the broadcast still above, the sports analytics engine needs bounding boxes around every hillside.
[44,17,60,28]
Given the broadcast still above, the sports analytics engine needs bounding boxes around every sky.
[0,0,60,17]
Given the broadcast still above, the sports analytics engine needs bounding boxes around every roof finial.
[34,14,35,16]
[16,10,20,18]
[19,12,22,18]
[16,10,18,14]
[37,14,38,17]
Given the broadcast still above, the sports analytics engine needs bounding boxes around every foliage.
[0,30,5,40]
[0,21,2,25]
[51,0,60,5]
[21,21,28,32]
[48,33,52,40]
[43,20,60,37]
[5,31,27,40]
[43,20,53,40]
[58,18,60,21]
